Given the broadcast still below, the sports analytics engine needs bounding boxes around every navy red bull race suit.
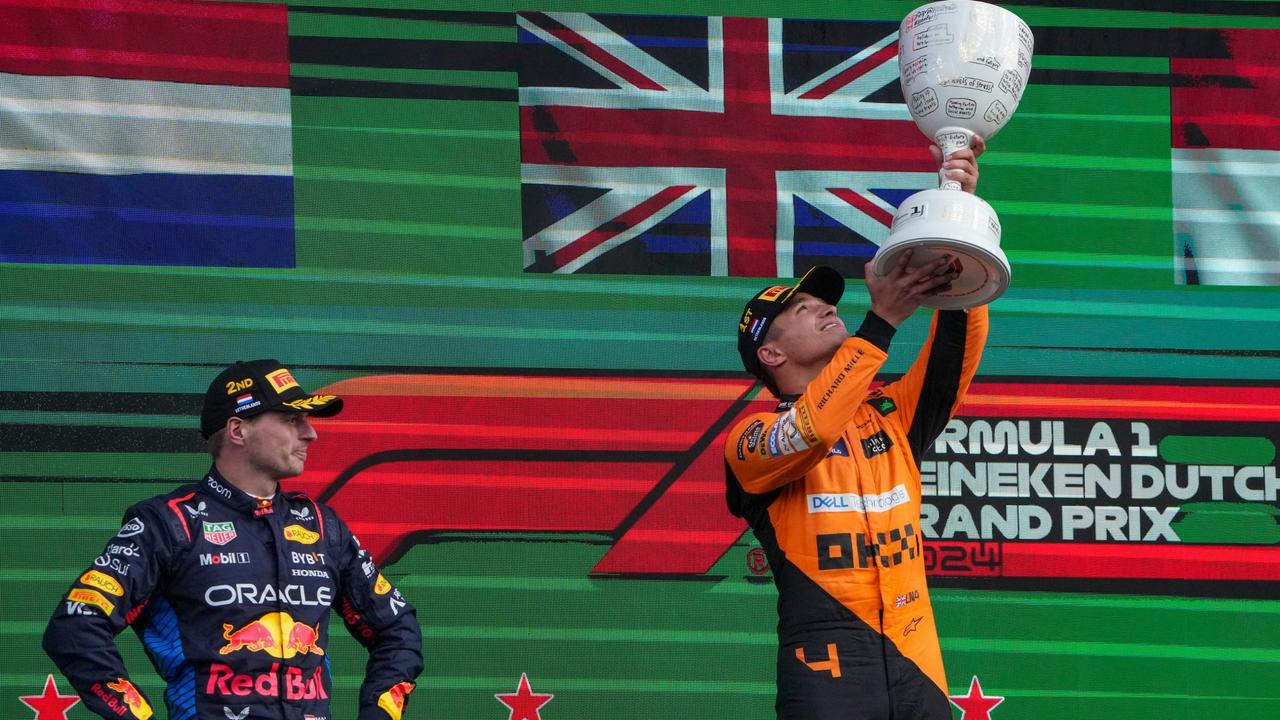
[726,307,988,719]
[44,468,423,720]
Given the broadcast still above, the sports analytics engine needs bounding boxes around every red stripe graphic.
[591,430,747,575]
[1003,542,1280,581]
[926,540,1280,581]
[961,382,1280,422]
[1171,28,1280,151]
[299,392,739,474]
[294,373,1280,581]
[166,491,196,543]
[332,460,676,561]
[0,0,289,87]
[291,375,769,571]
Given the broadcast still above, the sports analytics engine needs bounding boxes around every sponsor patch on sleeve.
[766,409,812,457]
[79,569,125,597]
[735,420,765,461]
[68,588,116,615]
[869,394,897,416]
[793,400,820,445]
[104,678,153,720]
[116,518,145,538]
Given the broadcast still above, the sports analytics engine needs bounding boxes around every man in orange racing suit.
[725,251,988,719]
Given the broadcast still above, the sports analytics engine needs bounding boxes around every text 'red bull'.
[94,679,153,720]
[207,663,328,700]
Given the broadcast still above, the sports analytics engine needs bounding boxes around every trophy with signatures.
[871,0,1033,309]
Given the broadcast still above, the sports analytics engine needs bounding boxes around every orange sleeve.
[725,333,890,494]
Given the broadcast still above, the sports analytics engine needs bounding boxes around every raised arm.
[878,305,989,465]
[725,317,894,495]
[725,253,959,496]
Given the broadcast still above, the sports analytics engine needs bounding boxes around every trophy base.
[871,187,1010,310]
[871,239,1010,310]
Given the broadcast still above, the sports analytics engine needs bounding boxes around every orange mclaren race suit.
[43,468,422,720]
[726,306,987,720]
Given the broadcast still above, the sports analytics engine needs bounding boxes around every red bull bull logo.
[376,681,415,720]
[102,679,153,720]
[285,620,324,657]
[220,611,325,659]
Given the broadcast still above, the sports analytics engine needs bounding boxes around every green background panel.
[4,2,1280,719]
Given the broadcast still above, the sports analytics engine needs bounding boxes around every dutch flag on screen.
[236,393,254,407]
[0,0,294,267]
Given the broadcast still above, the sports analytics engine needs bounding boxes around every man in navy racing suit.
[44,359,423,720]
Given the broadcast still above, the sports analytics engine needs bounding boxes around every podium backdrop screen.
[2,1,1278,719]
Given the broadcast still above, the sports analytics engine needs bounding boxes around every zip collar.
[202,466,280,518]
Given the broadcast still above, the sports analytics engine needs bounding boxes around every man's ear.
[757,343,786,371]
[225,417,249,447]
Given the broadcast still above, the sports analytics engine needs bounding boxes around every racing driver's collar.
[202,466,279,518]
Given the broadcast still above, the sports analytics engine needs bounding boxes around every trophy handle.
[933,126,975,191]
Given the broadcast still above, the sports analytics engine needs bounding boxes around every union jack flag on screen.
[518,12,936,278]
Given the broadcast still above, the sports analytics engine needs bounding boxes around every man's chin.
[816,334,848,361]
[274,463,305,480]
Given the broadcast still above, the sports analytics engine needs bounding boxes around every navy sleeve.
[328,511,424,720]
[43,503,174,720]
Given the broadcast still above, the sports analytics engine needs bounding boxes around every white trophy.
[871,0,1033,309]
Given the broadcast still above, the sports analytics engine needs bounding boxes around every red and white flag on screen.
[1171,28,1280,286]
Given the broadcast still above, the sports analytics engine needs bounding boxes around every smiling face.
[758,291,849,375]
[238,410,317,480]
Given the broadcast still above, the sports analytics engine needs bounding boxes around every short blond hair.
[207,429,226,458]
